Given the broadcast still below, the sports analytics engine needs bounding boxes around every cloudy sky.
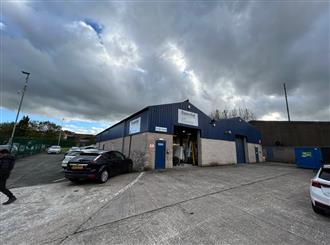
[1,1,329,134]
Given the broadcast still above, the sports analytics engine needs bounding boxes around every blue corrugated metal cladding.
[96,100,261,144]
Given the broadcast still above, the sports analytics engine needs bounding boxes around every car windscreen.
[319,168,330,181]
[67,151,80,156]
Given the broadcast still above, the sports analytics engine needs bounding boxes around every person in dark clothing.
[0,149,17,205]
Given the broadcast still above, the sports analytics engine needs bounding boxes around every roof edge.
[96,100,188,136]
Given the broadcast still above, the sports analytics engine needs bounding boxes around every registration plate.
[71,164,84,170]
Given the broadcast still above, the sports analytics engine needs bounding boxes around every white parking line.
[112,172,144,197]
[52,178,66,183]
[59,172,145,243]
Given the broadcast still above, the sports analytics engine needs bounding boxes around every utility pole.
[9,71,30,151]
[283,83,291,122]
[57,118,64,146]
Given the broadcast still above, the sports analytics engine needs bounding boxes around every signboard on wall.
[129,117,141,134]
[155,126,167,133]
[178,109,199,126]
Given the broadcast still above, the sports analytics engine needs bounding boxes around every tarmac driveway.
[0,163,329,245]
[7,153,65,188]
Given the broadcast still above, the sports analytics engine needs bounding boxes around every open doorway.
[173,125,199,166]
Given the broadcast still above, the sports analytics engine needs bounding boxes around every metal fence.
[0,137,76,158]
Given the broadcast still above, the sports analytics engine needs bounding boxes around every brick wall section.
[98,135,263,170]
[98,133,173,171]
[97,135,147,171]
[127,133,148,171]
[122,136,130,156]
[200,138,236,166]
[146,133,173,170]
[99,138,122,151]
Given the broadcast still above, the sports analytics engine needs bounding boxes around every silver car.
[47,145,61,154]
[62,150,81,167]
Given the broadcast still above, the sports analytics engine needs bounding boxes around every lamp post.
[283,83,291,122]
[57,118,64,146]
[9,71,30,151]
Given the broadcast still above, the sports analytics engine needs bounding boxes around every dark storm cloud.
[1,1,329,125]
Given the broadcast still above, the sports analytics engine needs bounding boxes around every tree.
[0,116,62,140]
[210,109,221,121]
[0,122,15,143]
[210,108,256,122]
[16,116,30,137]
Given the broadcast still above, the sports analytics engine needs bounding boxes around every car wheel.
[312,202,323,214]
[99,170,109,183]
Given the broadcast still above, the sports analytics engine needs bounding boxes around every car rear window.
[319,168,330,181]
[80,152,99,156]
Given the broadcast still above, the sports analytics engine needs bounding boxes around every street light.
[57,118,64,146]
[9,71,30,151]
[283,83,291,122]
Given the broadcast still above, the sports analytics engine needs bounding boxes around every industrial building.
[249,121,330,147]
[249,120,330,164]
[96,100,263,170]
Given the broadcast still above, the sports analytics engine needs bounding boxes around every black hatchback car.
[63,150,133,183]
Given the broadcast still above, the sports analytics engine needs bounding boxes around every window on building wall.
[102,144,105,150]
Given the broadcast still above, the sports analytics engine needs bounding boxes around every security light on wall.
[224,130,232,135]
[210,119,216,127]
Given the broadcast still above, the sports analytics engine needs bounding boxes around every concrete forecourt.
[0,162,329,245]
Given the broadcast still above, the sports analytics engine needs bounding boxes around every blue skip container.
[295,147,323,169]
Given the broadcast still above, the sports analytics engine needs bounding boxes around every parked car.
[0,144,18,155]
[62,150,81,168]
[63,150,133,183]
[310,164,330,214]
[70,146,80,151]
[80,145,97,150]
[47,145,61,154]
[64,147,81,156]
